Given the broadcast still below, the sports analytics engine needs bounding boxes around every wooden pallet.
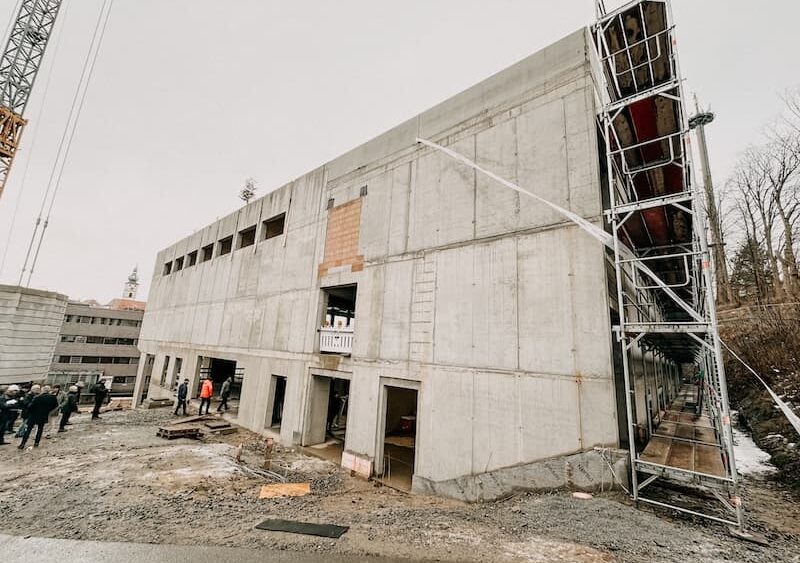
[156,426,201,440]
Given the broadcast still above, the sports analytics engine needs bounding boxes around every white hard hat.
[7,384,20,392]
[69,385,78,392]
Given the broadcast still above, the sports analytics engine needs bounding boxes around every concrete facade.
[0,284,68,385]
[136,28,624,499]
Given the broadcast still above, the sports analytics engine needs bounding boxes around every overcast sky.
[0,0,797,303]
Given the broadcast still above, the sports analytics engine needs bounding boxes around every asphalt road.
[0,534,416,563]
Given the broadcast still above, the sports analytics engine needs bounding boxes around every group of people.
[0,379,111,449]
[173,375,233,416]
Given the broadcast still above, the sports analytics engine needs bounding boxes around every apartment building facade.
[49,298,144,396]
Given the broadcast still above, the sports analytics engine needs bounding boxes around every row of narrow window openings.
[64,315,141,327]
[60,335,138,345]
[163,213,286,276]
[56,356,140,365]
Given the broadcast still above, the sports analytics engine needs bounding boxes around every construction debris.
[259,483,311,499]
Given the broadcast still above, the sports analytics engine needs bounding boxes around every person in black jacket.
[0,385,21,445]
[14,385,41,438]
[174,378,189,416]
[91,380,110,420]
[19,389,59,449]
[58,386,79,432]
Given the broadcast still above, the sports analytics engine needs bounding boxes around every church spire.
[123,266,139,299]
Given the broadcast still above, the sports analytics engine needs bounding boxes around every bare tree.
[729,149,784,297]
[757,131,800,296]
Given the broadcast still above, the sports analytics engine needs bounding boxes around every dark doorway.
[270,375,287,428]
[139,354,155,404]
[380,386,418,491]
[303,375,350,463]
[326,378,350,441]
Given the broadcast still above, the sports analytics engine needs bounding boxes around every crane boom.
[0,0,64,199]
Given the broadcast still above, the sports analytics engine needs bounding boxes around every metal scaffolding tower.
[592,0,742,528]
[0,0,64,199]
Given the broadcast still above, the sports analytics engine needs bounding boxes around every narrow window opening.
[217,236,233,256]
[262,213,286,241]
[201,244,213,263]
[238,225,257,249]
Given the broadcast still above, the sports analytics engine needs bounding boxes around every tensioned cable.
[20,0,115,286]
[0,0,73,279]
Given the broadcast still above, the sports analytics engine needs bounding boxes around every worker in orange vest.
[199,377,213,415]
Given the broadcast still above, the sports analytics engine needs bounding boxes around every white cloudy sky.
[0,0,797,303]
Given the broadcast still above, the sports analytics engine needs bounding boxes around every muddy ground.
[0,409,798,563]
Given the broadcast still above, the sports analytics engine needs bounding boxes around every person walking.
[5,384,25,433]
[18,388,58,449]
[174,378,189,416]
[0,385,21,446]
[91,380,110,420]
[199,377,213,415]
[14,384,41,438]
[58,386,79,432]
[216,376,233,413]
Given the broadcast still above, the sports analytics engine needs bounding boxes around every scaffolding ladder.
[592,0,742,528]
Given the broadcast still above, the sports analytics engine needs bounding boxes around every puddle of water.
[731,411,776,475]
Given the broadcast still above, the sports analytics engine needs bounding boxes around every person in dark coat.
[216,376,233,413]
[18,389,59,449]
[14,384,41,438]
[91,380,110,419]
[0,385,21,445]
[174,378,189,416]
[5,384,25,432]
[58,386,79,432]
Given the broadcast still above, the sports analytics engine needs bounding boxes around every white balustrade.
[319,327,354,354]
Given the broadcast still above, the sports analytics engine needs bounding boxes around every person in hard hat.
[199,377,213,415]
[58,386,79,432]
[0,385,21,445]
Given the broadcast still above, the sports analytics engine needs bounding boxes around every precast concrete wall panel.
[475,119,520,239]
[519,374,583,460]
[471,371,520,472]
[379,260,414,361]
[517,229,575,376]
[352,265,384,360]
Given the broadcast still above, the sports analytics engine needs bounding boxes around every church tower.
[123,266,139,299]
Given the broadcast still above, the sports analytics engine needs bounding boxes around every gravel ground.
[0,408,797,562]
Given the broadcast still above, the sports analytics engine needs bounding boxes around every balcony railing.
[319,326,354,355]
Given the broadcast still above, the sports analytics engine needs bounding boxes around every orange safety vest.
[200,380,213,399]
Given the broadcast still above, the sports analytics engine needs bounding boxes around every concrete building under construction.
[136,1,739,517]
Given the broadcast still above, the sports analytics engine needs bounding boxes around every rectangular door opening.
[268,375,287,429]
[303,375,350,464]
[379,386,418,491]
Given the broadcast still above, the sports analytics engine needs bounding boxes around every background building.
[48,268,145,396]
[0,284,68,385]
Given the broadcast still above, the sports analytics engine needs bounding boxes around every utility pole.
[689,96,734,305]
